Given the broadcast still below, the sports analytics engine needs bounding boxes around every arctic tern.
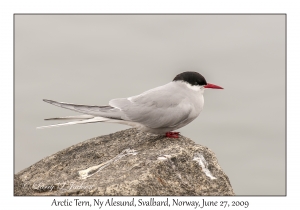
[37,71,223,138]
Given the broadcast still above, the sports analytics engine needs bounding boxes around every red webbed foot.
[165,132,180,138]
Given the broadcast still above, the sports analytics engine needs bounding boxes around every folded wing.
[42,99,122,119]
[109,83,192,129]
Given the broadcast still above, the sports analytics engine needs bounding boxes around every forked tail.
[37,116,110,129]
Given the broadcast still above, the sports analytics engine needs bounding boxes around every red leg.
[165,132,180,138]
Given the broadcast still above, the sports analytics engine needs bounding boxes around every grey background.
[15,15,285,195]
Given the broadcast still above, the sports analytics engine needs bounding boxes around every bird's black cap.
[173,71,207,86]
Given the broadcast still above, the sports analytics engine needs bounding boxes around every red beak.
[204,83,223,89]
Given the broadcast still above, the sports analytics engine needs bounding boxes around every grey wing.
[43,99,122,119]
[109,84,192,129]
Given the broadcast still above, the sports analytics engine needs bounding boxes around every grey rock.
[14,128,234,196]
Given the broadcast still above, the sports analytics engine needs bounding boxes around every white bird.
[37,71,223,138]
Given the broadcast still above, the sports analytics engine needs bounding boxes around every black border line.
[285,14,287,197]
[14,13,286,15]
[13,13,287,197]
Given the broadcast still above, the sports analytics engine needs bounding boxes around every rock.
[14,128,234,196]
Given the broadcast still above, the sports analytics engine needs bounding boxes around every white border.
[1,0,297,209]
